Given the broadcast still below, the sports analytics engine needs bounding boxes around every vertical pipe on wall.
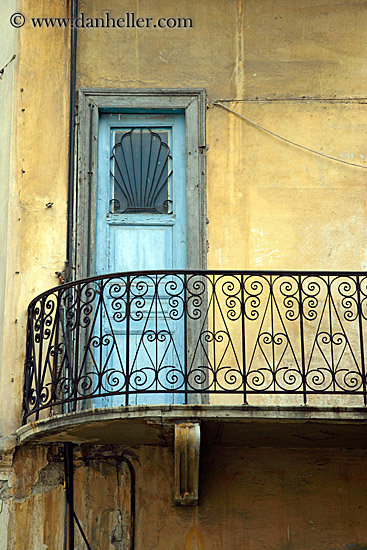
[124,457,136,550]
[64,2,78,545]
[64,442,75,550]
[66,0,78,282]
[63,486,68,550]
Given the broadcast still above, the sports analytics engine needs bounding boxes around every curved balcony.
[22,270,367,428]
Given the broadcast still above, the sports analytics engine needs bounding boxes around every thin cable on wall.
[213,101,367,170]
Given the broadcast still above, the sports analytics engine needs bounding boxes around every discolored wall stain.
[184,525,204,550]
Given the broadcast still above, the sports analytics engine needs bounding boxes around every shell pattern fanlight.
[109,127,173,214]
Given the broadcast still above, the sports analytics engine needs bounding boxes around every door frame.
[75,88,206,280]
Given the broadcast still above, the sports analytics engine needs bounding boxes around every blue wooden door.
[95,113,187,406]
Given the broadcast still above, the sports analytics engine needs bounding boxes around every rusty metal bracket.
[174,422,200,506]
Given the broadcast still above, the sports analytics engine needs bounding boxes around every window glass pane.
[110,127,172,214]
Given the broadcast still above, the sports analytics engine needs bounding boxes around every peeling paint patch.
[0,481,11,502]
[0,480,11,513]
[31,462,64,495]
[110,509,128,549]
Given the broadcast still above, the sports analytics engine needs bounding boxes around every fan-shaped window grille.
[110,127,172,214]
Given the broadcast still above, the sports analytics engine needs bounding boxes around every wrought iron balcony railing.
[23,270,367,423]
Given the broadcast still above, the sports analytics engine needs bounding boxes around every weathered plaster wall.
[15,0,69,303]
[75,0,367,271]
[0,0,19,448]
[0,0,70,439]
[6,442,367,550]
[197,445,367,550]
[6,445,64,549]
[208,100,367,271]
[76,0,367,98]
[242,0,367,99]
[0,3,20,541]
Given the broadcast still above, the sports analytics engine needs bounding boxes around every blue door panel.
[94,113,187,407]
[110,225,173,272]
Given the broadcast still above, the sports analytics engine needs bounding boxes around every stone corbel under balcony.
[174,422,200,506]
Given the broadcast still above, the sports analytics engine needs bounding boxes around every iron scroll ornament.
[109,127,173,214]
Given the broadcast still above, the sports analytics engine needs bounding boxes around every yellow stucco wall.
[0,2,19,540]
[0,1,18,435]
[208,100,367,270]
[74,0,367,272]
[75,0,367,98]
[0,0,70,438]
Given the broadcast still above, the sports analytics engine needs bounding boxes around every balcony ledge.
[16,404,367,449]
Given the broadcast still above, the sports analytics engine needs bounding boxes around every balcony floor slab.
[16,405,367,449]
